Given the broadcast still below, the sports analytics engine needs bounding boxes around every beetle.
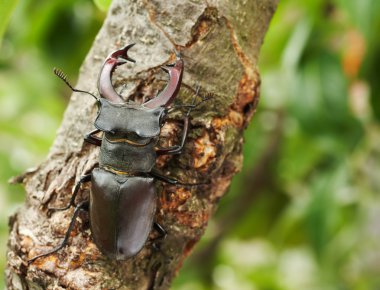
[28,44,206,263]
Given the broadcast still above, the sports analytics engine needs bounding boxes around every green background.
[1,0,379,289]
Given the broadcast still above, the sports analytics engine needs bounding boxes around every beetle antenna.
[53,68,99,101]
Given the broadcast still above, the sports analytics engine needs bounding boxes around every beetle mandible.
[29,44,206,263]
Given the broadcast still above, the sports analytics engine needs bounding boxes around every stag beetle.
[29,44,206,263]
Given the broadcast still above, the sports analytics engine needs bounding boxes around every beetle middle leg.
[48,174,91,213]
[28,201,89,264]
[149,171,207,186]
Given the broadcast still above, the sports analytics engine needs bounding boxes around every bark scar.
[142,0,178,49]
[223,17,255,78]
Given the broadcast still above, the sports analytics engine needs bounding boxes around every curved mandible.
[98,44,136,104]
[143,57,184,109]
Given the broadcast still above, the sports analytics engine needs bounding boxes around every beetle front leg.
[84,129,102,146]
[156,116,189,156]
[28,201,89,264]
[48,174,91,213]
[156,90,209,156]
[168,84,212,113]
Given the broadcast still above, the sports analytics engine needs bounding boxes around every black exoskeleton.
[29,44,207,263]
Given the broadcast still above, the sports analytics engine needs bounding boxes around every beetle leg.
[153,222,167,241]
[167,84,212,113]
[151,223,167,251]
[148,223,171,289]
[156,89,198,156]
[149,171,208,186]
[152,222,171,260]
[48,174,91,213]
[147,261,163,290]
[157,90,211,156]
[84,129,102,146]
[156,115,189,156]
[177,95,212,111]
[28,201,89,264]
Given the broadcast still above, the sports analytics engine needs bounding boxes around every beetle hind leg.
[151,222,172,259]
[48,174,91,214]
[28,202,89,264]
[149,222,165,251]
[148,223,171,289]
[152,222,167,246]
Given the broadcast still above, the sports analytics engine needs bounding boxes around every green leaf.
[93,0,111,12]
[0,0,18,45]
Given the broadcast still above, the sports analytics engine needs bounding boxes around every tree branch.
[6,0,278,289]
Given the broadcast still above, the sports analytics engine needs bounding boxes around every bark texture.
[7,0,278,289]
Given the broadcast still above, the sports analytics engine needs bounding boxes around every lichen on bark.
[6,0,278,289]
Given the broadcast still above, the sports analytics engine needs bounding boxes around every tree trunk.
[6,0,278,289]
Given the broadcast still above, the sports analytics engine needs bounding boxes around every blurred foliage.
[0,0,19,46]
[93,0,111,12]
[0,0,104,288]
[0,0,379,289]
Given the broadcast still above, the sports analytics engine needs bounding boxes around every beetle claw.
[110,43,136,64]
[99,43,137,103]
[160,65,173,73]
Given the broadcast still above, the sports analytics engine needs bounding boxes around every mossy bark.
[6,0,278,289]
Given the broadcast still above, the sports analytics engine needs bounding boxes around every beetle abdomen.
[90,168,156,260]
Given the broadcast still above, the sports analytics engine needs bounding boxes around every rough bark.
[6,0,278,289]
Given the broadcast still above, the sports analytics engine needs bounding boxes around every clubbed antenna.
[53,68,98,101]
